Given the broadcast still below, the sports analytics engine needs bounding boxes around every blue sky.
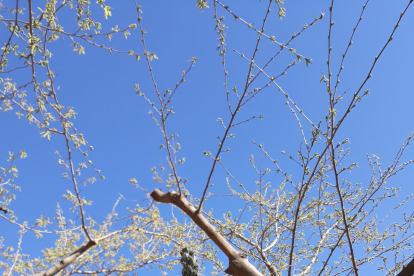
[1,0,414,274]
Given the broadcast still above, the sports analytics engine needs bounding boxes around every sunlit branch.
[70,260,155,275]
[32,240,96,276]
[151,189,264,276]
[6,232,23,276]
[295,222,338,276]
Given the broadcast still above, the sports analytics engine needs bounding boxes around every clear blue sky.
[1,0,414,275]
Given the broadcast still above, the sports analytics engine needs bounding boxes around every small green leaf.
[104,6,112,19]
[19,150,27,159]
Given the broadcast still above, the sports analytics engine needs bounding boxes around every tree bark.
[151,189,264,276]
[397,257,414,276]
[32,239,96,276]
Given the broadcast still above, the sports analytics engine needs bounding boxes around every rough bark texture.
[151,189,264,276]
[32,240,96,276]
[397,257,414,276]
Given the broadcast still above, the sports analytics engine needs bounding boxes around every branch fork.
[151,189,264,276]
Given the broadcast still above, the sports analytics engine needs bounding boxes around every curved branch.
[151,189,237,258]
[151,189,264,276]
[32,240,97,276]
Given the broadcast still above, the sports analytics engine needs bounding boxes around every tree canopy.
[1,0,414,275]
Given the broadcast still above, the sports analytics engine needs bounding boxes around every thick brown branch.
[32,240,96,276]
[151,189,264,276]
[151,189,237,257]
[397,257,414,276]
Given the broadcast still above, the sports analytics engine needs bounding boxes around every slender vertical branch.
[288,0,335,271]
[330,143,359,275]
[27,0,36,84]
[328,0,358,273]
[197,0,273,213]
[64,130,93,241]
[333,0,371,97]
[0,0,19,70]
[134,2,182,194]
